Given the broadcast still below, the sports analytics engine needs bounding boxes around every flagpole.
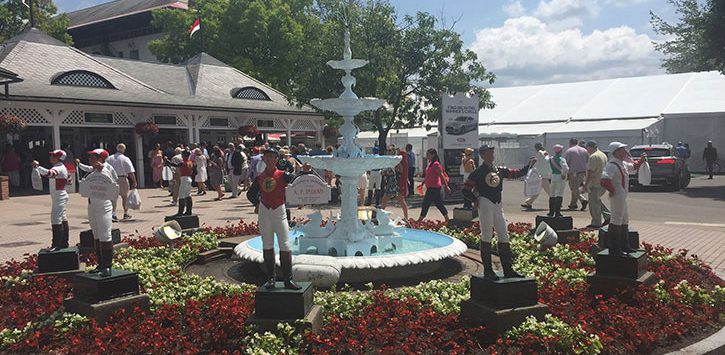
[29,0,36,28]
[197,7,204,54]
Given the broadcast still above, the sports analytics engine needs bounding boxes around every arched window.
[51,70,116,89]
[231,86,271,100]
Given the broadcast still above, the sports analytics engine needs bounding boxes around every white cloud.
[534,0,600,20]
[470,16,664,86]
[604,0,652,7]
[503,0,526,17]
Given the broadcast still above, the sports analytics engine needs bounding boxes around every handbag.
[638,161,652,185]
[524,167,542,197]
[31,168,43,191]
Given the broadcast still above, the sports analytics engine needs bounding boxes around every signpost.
[286,174,331,206]
[441,93,480,202]
[79,172,120,201]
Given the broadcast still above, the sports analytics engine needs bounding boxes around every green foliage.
[242,323,307,354]
[505,314,604,355]
[114,232,253,307]
[513,234,595,287]
[0,0,72,44]
[649,0,721,73]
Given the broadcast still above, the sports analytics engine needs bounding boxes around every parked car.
[445,116,477,135]
[628,144,690,191]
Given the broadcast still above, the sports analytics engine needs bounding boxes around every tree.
[702,0,725,74]
[314,1,495,149]
[148,0,323,99]
[650,0,716,73]
[0,0,72,44]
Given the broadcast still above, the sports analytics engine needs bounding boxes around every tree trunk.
[377,128,389,153]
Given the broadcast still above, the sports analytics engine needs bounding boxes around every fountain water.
[234,29,467,284]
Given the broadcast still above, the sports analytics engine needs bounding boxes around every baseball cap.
[585,140,597,148]
[87,148,109,160]
[608,142,627,153]
[479,144,494,152]
[49,149,67,161]
[553,144,564,153]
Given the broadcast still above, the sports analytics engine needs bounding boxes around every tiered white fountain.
[234,30,467,285]
[295,30,404,257]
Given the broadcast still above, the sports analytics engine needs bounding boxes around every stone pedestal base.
[556,229,580,244]
[36,246,80,273]
[64,294,150,325]
[461,273,549,333]
[598,225,639,250]
[587,271,657,296]
[536,215,573,231]
[246,281,322,333]
[450,208,475,229]
[461,300,550,333]
[164,215,199,230]
[78,229,121,251]
[72,269,140,303]
[588,249,656,296]
[246,304,324,333]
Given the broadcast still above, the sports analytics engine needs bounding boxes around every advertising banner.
[441,93,479,149]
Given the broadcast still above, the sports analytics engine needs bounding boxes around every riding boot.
[184,197,193,216]
[89,239,101,274]
[498,242,525,278]
[547,197,555,217]
[480,241,499,280]
[607,224,622,255]
[280,250,301,290]
[176,198,186,216]
[554,197,564,217]
[60,221,70,249]
[262,249,276,289]
[99,241,114,277]
[621,224,634,253]
[48,224,63,252]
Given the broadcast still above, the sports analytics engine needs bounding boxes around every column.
[286,127,292,147]
[52,121,61,150]
[134,132,145,188]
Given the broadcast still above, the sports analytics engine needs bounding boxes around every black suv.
[629,144,690,191]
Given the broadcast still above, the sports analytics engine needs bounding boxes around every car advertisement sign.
[441,93,479,149]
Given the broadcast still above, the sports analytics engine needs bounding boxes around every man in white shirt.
[106,143,137,220]
[521,142,551,209]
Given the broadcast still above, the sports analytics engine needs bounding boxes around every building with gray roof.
[0,28,323,187]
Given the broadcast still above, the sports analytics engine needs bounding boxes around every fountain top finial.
[344,29,352,60]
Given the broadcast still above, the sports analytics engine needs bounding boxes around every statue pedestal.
[450,208,476,229]
[63,269,149,324]
[535,215,573,231]
[461,273,549,333]
[164,215,199,231]
[36,246,81,274]
[587,250,656,296]
[245,282,323,333]
[78,229,121,251]
[597,225,639,250]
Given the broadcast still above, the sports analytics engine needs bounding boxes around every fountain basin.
[234,228,468,284]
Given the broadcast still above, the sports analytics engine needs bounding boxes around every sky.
[54,0,681,87]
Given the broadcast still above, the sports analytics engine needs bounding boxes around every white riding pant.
[609,191,629,225]
[259,204,291,251]
[50,190,68,224]
[179,176,192,199]
[477,197,510,243]
[550,174,566,197]
[88,199,113,242]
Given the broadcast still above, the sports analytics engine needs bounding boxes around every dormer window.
[231,86,270,100]
[51,70,116,89]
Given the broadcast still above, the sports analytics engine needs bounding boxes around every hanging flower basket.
[323,126,339,138]
[135,122,160,136]
[0,115,27,135]
[238,125,259,138]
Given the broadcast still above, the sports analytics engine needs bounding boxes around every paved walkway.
[1,186,724,276]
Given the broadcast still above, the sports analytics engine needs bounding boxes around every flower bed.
[1,220,723,353]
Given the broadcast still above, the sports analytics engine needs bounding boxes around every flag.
[189,19,200,37]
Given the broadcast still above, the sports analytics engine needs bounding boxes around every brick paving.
[1,185,724,277]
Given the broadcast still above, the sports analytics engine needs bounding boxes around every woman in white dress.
[194,148,208,195]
